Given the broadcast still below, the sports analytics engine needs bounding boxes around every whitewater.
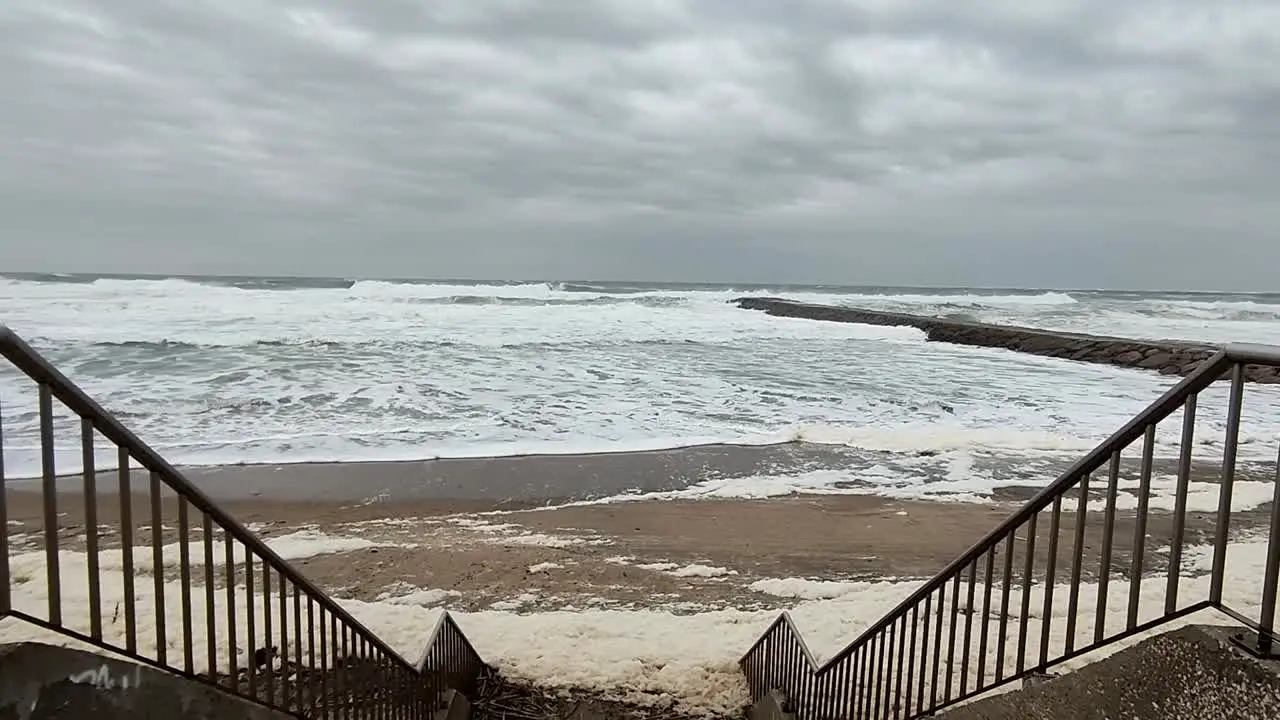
[2,274,1280,500]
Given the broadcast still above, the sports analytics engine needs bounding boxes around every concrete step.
[941,625,1280,720]
[435,689,471,720]
[0,642,292,719]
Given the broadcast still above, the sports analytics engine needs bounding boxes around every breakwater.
[735,297,1280,383]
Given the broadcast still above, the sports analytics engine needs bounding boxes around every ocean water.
[2,274,1280,499]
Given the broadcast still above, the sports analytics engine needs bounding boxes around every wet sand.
[5,443,867,506]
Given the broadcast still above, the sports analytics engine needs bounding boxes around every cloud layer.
[2,1,1278,288]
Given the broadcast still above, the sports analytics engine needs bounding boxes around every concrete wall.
[0,642,293,720]
[941,625,1280,720]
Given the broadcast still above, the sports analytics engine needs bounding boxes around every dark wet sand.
[6,442,867,506]
[8,438,1266,510]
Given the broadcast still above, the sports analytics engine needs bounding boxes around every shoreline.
[4,442,869,505]
[735,296,1280,382]
[8,441,1272,515]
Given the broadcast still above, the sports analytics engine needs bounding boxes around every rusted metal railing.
[741,344,1280,719]
[0,326,486,718]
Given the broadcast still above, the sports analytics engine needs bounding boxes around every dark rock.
[1138,352,1175,369]
[732,297,1279,384]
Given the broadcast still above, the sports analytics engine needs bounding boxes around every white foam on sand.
[668,564,738,579]
[444,516,606,548]
[1089,477,1276,514]
[612,559,739,579]
[557,462,1279,513]
[1,534,1275,715]
[7,529,394,580]
[376,587,458,608]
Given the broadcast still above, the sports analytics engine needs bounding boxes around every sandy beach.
[6,447,1273,612]
[5,448,1278,715]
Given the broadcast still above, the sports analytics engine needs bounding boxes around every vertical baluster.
[345,624,353,720]
[849,642,862,719]
[945,573,961,702]
[1257,443,1280,655]
[1016,513,1038,674]
[894,613,908,718]
[295,586,304,712]
[1211,363,1245,604]
[960,560,977,696]
[818,651,834,720]
[996,534,1014,682]
[118,448,136,654]
[929,583,946,711]
[203,514,216,680]
[884,623,898,718]
[179,498,194,674]
[1095,451,1121,643]
[280,570,290,708]
[916,591,931,712]
[1166,396,1198,613]
[39,384,60,625]
[264,563,275,704]
[355,635,365,719]
[830,656,848,720]
[336,615,345,720]
[1065,474,1090,655]
[784,634,797,713]
[1040,497,1062,668]
[246,552,256,698]
[859,632,871,718]
[0,394,8,615]
[150,471,166,664]
[320,608,329,720]
[977,546,995,690]
[1128,425,1156,630]
[225,532,239,686]
[845,642,859,720]
[368,638,378,719]
[307,597,317,715]
[868,635,882,719]
[904,605,919,718]
[869,626,883,718]
[81,419,102,640]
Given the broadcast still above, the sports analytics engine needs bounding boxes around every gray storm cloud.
[1,0,1277,289]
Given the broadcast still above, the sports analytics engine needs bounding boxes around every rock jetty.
[735,297,1280,384]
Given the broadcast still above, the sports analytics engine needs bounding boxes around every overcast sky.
[1,1,1277,289]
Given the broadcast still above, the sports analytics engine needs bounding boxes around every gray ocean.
[3,273,1280,502]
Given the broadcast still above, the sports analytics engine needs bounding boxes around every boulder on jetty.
[734,297,1280,384]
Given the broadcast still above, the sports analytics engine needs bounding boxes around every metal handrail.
[741,346,1280,718]
[0,326,486,717]
[1225,343,1280,365]
[825,351,1233,670]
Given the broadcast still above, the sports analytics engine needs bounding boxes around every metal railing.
[741,344,1280,719]
[0,327,486,718]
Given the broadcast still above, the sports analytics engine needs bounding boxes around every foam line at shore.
[735,297,1280,383]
